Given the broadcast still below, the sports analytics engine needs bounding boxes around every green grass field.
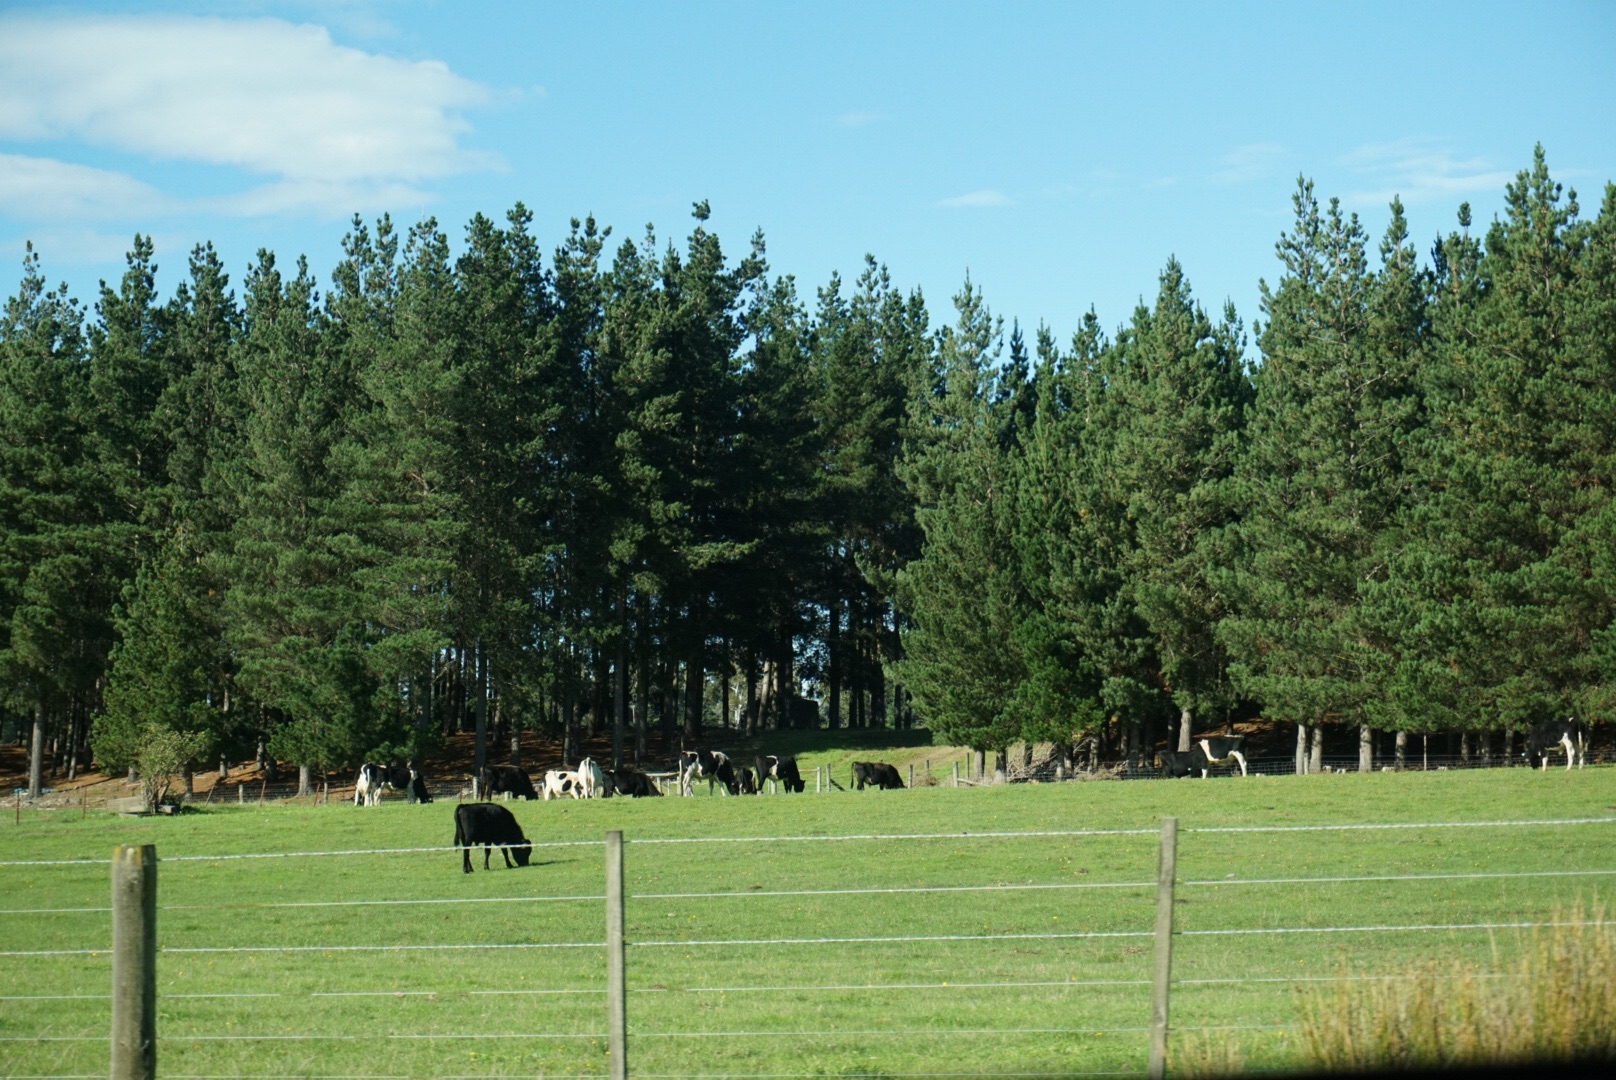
[3,763,1614,1079]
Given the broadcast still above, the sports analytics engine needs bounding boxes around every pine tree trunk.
[720,649,730,731]
[828,601,841,729]
[563,695,575,766]
[1460,732,1471,764]
[298,764,311,797]
[871,640,887,728]
[473,641,488,776]
[613,598,627,771]
[1177,707,1193,752]
[1359,724,1373,773]
[1295,722,1308,775]
[1309,726,1324,773]
[28,705,44,797]
[683,651,704,743]
[993,748,1007,785]
[1395,729,1407,770]
[635,603,650,762]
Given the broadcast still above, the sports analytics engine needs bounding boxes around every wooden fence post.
[111,844,157,1080]
[908,763,914,789]
[952,761,959,787]
[1148,817,1178,1080]
[605,830,627,1080]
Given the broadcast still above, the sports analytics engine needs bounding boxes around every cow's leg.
[483,844,493,870]
[501,845,515,868]
[462,846,473,874]
[1231,750,1248,776]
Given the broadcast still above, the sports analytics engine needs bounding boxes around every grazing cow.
[480,764,539,801]
[353,762,411,806]
[1194,736,1248,777]
[736,765,758,795]
[1527,717,1589,771]
[607,767,663,798]
[754,755,806,793]
[576,757,609,798]
[680,749,739,796]
[452,803,532,874]
[1158,749,1206,779]
[851,761,904,790]
[542,769,581,800]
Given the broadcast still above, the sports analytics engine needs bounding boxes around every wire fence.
[2,816,1612,1078]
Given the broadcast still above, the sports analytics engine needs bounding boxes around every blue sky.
[2,1,1613,349]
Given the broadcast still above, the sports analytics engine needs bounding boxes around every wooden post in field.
[952,761,959,787]
[908,763,914,789]
[111,844,157,1080]
[605,830,627,1080]
[1148,817,1178,1080]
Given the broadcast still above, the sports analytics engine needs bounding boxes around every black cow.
[607,767,663,798]
[480,764,539,801]
[452,803,532,874]
[1193,736,1248,777]
[1527,717,1589,771]
[354,762,417,806]
[1158,749,1205,779]
[852,761,904,790]
[754,755,806,793]
[680,749,739,796]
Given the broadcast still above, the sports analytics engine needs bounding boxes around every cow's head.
[511,839,532,867]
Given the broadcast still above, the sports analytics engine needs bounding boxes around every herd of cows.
[346,748,916,874]
[360,717,1596,874]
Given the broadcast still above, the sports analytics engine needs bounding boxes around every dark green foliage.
[4,151,1614,783]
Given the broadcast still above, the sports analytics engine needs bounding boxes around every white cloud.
[1340,139,1513,206]
[0,154,172,220]
[936,189,1012,209]
[1210,142,1287,184]
[0,12,496,214]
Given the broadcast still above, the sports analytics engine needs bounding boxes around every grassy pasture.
[2,765,1613,1078]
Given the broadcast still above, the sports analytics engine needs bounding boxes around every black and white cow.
[354,762,411,806]
[680,749,739,796]
[754,754,806,793]
[1527,717,1589,771]
[479,764,539,801]
[607,767,663,798]
[1158,749,1205,779]
[736,765,758,795]
[542,769,581,800]
[1193,736,1248,777]
[452,803,532,874]
[405,764,432,803]
[851,761,904,790]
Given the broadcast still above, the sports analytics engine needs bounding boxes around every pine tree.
[1104,261,1252,750]
[1218,182,1422,772]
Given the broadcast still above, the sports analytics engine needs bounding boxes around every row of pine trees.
[2,149,1612,793]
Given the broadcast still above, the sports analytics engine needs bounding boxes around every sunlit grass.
[2,761,1612,1077]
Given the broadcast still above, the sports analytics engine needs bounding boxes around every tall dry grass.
[1293,902,1616,1071]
